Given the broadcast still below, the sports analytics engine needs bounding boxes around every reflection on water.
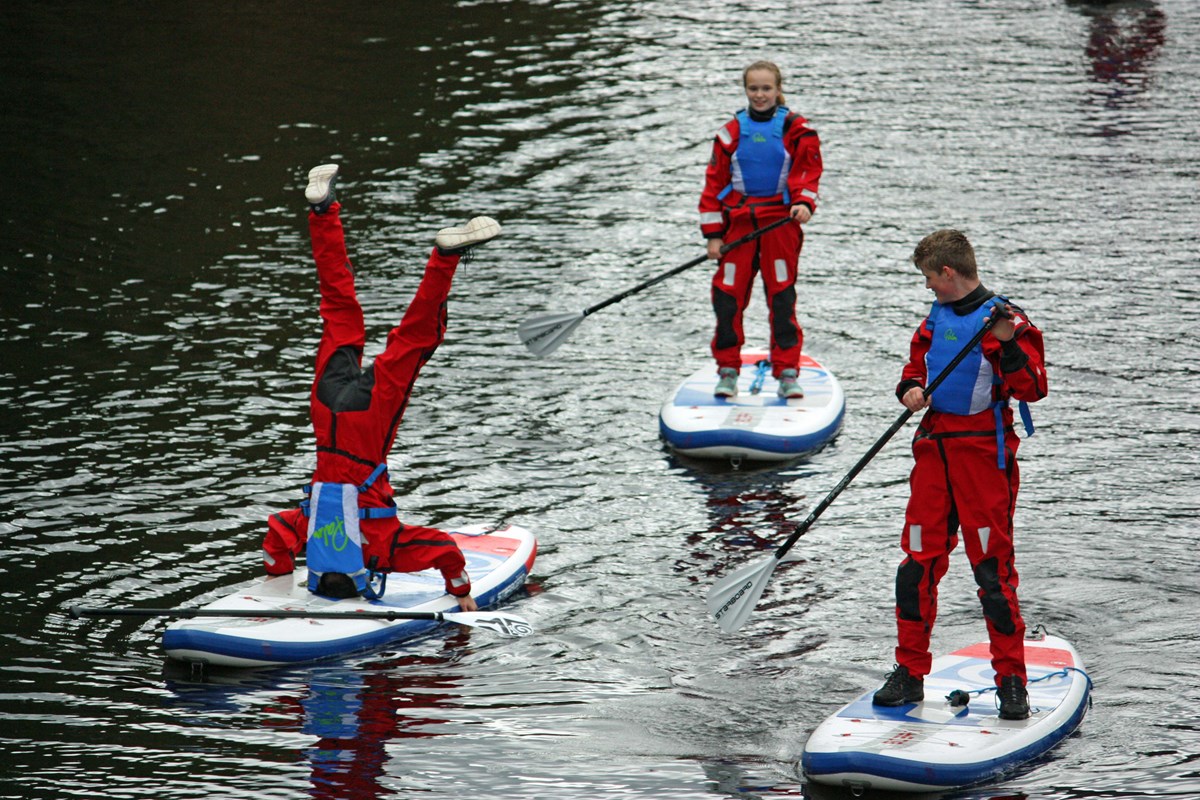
[166,641,470,800]
[1068,0,1167,127]
[1069,0,1166,86]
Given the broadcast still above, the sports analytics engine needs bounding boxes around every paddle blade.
[706,554,781,633]
[443,610,534,637]
[518,312,585,356]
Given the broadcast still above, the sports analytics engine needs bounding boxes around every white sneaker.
[435,217,502,254]
[305,164,339,209]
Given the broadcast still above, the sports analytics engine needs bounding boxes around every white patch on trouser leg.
[722,262,737,286]
[976,527,991,554]
[909,525,922,553]
[774,258,788,282]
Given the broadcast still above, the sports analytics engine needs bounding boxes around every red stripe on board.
[451,532,520,557]
[952,642,1075,667]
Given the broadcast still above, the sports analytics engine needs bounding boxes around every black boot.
[872,664,924,706]
[998,675,1030,720]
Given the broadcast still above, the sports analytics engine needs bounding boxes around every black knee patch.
[896,558,925,621]
[713,290,740,350]
[973,558,1016,635]
[769,286,799,350]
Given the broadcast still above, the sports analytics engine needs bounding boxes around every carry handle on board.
[706,308,1005,633]
[517,216,792,357]
[69,605,534,637]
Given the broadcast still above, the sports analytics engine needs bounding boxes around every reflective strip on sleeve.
[716,127,733,147]
[700,211,723,225]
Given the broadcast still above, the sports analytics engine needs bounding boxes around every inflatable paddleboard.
[659,351,844,462]
[162,524,536,668]
[801,632,1091,793]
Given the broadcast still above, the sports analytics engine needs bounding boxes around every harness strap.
[993,403,1007,470]
[748,360,771,395]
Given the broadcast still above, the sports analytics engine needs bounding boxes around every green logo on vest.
[312,518,349,551]
[752,133,767,143]
[945,330,958,341]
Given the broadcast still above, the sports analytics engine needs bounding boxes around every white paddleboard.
[801,632,1091,792]
[162,523,536,668]
[659,351,844,462]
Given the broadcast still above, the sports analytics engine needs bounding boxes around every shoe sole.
[871,694,924,707]
[306,164,339,205]
[435,216,501,251]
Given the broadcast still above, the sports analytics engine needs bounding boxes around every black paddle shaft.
[583,216,792,317]
[69,605,448,622]
[771,312,1001,561]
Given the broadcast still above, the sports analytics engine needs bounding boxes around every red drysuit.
[262,203,471,598]
[892,289,1047,685]
[698,106,822,376]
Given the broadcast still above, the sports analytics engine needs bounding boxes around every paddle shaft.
[770,313,1000,562]
[71,605,458,622]
[582,216,792,317]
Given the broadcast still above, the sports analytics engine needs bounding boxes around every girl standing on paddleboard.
[698,60,823,399]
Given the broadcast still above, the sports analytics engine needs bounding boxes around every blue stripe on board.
[801,684,1090,789]
[161,566,527,665]
[660,404,845,455]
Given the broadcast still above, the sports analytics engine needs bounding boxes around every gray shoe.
[435,216,502,255]
[714,367,739,397]
[305,164,339,213]
[777,368,804,398]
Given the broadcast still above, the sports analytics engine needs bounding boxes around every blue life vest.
[924,297,1033,469]
[721,106,791,203]
[925,299,1001,417]
[302,463,396,599]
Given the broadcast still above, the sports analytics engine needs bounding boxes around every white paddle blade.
[706,555,780,633]
[518,312,585,357]
[443,610,534,637]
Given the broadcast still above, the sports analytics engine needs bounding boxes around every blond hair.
[743,60,787,106]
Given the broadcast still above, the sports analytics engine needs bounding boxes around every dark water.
[2,2,1197,798]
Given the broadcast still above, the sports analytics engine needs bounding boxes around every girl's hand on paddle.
[790,204,812,225]
[903,385,931,413]
[456,594,478,612]
[707,239,723,261]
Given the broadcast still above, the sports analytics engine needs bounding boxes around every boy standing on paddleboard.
[261,164,500,611]
[872,229,1047,720]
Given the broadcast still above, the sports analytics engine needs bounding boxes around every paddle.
[706,309,1004,633]
[518,216,792,356]
[69,604,534,637]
